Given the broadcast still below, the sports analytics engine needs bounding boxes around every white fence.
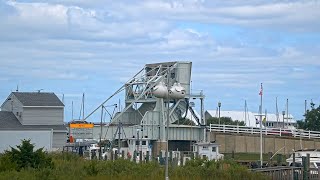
[209,124,320,139]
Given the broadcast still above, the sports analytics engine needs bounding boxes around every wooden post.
[133,150,137,163]
[115,150,118,160]
[146,151,150,163]
[180,152,183,166]
[111,150,114,161]
[306,153,310,179]
[268,152,272,167]
[139,151,142,163]
[302,156,307,180]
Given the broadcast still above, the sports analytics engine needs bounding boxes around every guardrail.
[209,124,320,139]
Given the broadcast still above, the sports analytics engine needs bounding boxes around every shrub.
[3,139,53,171]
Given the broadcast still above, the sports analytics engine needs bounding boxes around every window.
[212,147,216,152]
[142,141,146,145]
[135,141,139,145]
[202,146,208,149]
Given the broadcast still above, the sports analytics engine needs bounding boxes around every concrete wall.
[0,130,52,152]
[52,132,66,149]
[22,107,64,125]
[210,132,320,155]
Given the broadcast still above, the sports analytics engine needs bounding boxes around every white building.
[193,142,224,161]
[0,92,67,152]
[205,110,296,128]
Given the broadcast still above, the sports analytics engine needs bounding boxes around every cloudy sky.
[0,0,319,122]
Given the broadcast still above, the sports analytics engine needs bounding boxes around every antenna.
[16,84,19,92]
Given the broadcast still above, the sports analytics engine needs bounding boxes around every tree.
[298,103,320,131]
[173,118,196,126]
[4,139,53,170]
[206,117,245,126]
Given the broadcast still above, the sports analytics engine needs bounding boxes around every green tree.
[298,103,320,131]
[206,117,245,126]
[4,139,53,170]
[173,118,196,125]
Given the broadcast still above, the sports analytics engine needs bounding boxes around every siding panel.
[22,107,63,125]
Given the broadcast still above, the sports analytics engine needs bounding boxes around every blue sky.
[0,0,319,122]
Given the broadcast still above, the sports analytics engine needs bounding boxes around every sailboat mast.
[286,99,289,128]
[245,100,247,125]
[276,97,279,128]
[82,93,85,121]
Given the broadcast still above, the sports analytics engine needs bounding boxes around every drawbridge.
[85,62,206,143]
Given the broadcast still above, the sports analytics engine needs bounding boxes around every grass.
[0,152,270,180]
[224,153,288,166]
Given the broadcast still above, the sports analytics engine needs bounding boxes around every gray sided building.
[0,92,67,152]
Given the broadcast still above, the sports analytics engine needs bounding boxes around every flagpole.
[260,83,263,168]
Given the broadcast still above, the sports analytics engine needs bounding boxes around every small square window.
[212,147,216,152]
[142,141,146,145]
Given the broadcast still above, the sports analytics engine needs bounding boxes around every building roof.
[12,92,64,107]
[206,110,296,127]
[0,111,67,131]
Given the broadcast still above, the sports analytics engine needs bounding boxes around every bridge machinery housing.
[88,62,206,155]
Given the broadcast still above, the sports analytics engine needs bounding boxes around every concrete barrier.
[210,132,320,155]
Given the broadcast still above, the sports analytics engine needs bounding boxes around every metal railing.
[209,124,320,139]
[251,167,320,180]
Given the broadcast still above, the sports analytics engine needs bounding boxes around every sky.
[0,0,319,122]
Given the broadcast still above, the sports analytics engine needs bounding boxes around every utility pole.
[165,68,170,180]
[259,83,263,168]
[282,111,285,128]
[99,105,104,160]
[305,100,307,123]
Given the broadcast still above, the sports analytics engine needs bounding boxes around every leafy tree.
[4,139,53,170]
[298,103,320,131]
[206,117,245,126]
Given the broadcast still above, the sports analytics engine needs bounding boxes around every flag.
[259,83,263,96]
